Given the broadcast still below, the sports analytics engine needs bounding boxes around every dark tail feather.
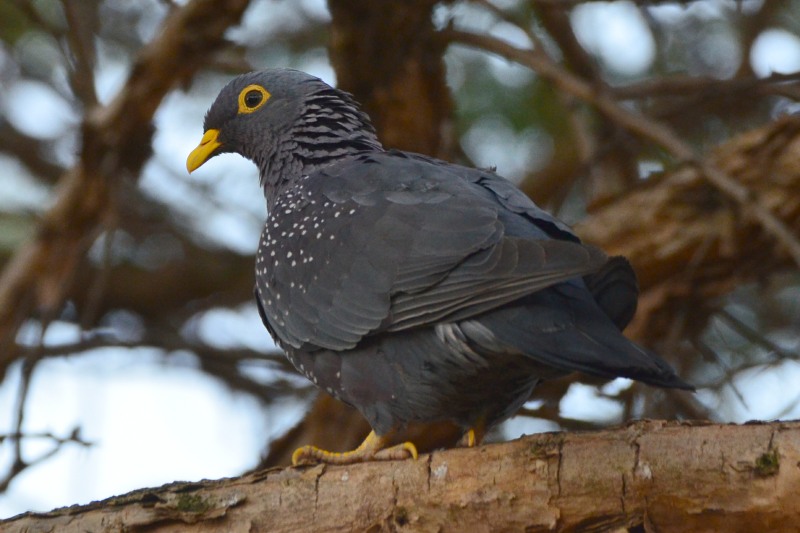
[467,283,694,391]
[584,256,639,331]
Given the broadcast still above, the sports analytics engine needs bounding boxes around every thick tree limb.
[3,420,798,532]
[575,115,800,343]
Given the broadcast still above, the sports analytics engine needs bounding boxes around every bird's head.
[186,69,382,201]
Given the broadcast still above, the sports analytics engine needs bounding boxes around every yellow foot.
[292,430,418,466]
[457,422,487,448]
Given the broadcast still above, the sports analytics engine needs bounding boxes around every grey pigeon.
[187,69,692,465]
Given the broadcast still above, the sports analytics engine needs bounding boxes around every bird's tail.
[462,281,694,391]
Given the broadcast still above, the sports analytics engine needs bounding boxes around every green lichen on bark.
[754,449,779,477]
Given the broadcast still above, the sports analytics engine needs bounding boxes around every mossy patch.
[174,493,212,513]
[528,435,563,459]
[754,449,779,477]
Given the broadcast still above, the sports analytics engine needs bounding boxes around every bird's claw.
[292,430,418,465]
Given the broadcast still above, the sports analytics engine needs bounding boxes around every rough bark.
[4,420,798,532]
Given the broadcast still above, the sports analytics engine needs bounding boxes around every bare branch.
[60,0,99,106]
[3,421,798,531]
[0,0,253,378]
[445,28,800,267]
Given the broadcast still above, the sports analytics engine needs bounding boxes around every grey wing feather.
[256,152,607,352]
[388,237,607,331]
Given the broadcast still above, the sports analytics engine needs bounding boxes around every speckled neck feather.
[258,83,383,211]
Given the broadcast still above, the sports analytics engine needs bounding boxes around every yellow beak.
[186,129,222,173]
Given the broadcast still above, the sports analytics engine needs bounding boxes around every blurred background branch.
[0,0,798,516]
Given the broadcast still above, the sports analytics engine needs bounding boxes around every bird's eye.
[245,90,262,108]
[237,84,271,114]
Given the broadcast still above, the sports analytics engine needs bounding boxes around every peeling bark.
[4,421,799,532]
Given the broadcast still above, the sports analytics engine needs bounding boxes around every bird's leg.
[457,418,487,448]
[292,430,418,466]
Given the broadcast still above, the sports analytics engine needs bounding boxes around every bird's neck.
[258,90,384,210]
[258,136,383,211]
[256,134,383,209]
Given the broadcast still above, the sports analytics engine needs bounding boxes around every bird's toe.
[291,430,418,465]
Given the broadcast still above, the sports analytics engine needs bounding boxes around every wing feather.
[255,152,606,351]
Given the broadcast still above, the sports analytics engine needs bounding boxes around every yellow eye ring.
[237,84,270,114]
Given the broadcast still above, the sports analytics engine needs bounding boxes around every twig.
[16,333,286,364]
[0,429,92,447]
[0,0,253,378]
[445,28,800,267]
[60,0,99,106]
[611,72,800,100]
[0,427,91,493]
[718,308,799,363]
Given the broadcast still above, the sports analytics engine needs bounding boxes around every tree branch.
[0,0,252,379]
[574,115,800,344]
[445,28,800,267]
[3,421,797,531]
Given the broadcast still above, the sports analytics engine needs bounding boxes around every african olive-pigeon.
[187,69,692,465]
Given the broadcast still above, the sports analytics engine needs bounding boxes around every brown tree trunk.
[4,420,798,532]
[327,0,453,159]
